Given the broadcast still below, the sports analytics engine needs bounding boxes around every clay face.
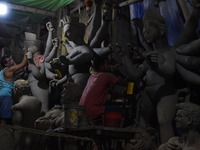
[127,126,156,150]
[34,106,63,130]
[24,41,41,55]
[27,45,38,54]
[143,21,161,43]
[175,109,189,130]
[13,80,30,98]
[64,24,79,41]
[45,109,62,119]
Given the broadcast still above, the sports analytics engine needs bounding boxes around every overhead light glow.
[0,3,7,15]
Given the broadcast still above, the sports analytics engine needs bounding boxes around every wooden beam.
[0,20,33,27]
[7,3,56,17]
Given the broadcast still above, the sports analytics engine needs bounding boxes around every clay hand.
[50,58,61,70]
[49,79,59,87]
[52,38,59,48]
[59,55,69,66]
[146,52,158,66]
[46,21,54,32]
[110,43,126,56]
[52,73,58,79]
[191,0,200,8]
[132,18,143,28]
[61,40,70,46]
[26,52,33,60]
[167,141,182,150]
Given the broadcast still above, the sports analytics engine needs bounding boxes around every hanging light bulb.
[0,3,7,15]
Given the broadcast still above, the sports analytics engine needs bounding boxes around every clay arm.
[65,46,93,64]
[61,40,73,54]
[27,54,45,80]
[88,0,102,45]
[93,47,112,57]
[44,21,54,58]
[176,63,200,86]
[31,62,45,80]
[56,75,68,85]
[93,43,127,58]
[90,22,111,48]
[176,53,200,69]
[90,8,112,48]
[44,38,59,80]
[174,6,200,48]
[45,62,53,71]
[45,63,58,80]
[50,75,68,87]
[45,38,58,63]
[176,38,200,55]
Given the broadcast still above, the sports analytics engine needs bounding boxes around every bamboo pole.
[118,0,143,7]
[177,0,189,20]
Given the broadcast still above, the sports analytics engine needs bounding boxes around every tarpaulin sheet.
[7,0,74,11]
